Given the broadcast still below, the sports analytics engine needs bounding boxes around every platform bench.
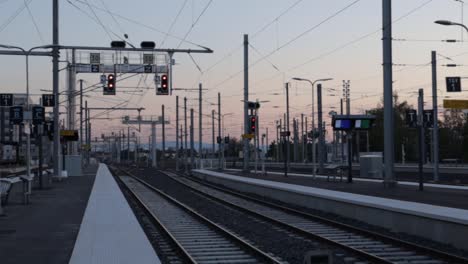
[0,177,21,205]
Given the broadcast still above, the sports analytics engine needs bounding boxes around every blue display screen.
[335,119,352,129]
[340,119,351,129]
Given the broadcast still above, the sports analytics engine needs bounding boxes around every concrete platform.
[69,164,160,264]
[193,169,468,251]
[225,169,468,209]
[0,165,97,264]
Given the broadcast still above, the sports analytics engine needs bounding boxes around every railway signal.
[249,115,257,134]
[156,74,169,95]
[104,74,116,95]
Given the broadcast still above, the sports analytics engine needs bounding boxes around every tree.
[439,109,467,161]
[367,93,418,162]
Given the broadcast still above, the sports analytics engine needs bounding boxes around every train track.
[111,166,282,264]
[155,169,468,264]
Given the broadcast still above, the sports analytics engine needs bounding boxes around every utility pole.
[266,127,269,162]
[162,104,165,168]
[184,97,188,173]
[317,84,325,174]
[87,109,91,164]
[276,120,280,162]
[418,89,425,191]
[305,117,308,162]
[285,83,290,172]
[431,50,440,182]
[212,110,215,158]
[190,108,195,173]
[176,96,179,170]
[151,122,157,168]
[127,126,130,161]
[84,101,88,164]
[199,83,203,166]
[52,0,60,177]
[383,0,395,186]
[301,113,304,163]
[79,79,83,157]
[243,34,250,172]
[340,98,345,163]
[293,119,298,162]
[67,50,76,155]
[218,92,222,169]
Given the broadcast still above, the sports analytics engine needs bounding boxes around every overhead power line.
[176,0,214,49]
[0,0,32,33]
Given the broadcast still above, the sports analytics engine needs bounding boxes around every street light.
[0,44,54,178]
[435,20,468,32]
[292,77,333,178]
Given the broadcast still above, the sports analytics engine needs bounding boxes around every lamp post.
[0,44,54,177]
[435,20,468,32]
[433,19,468,182]
[292,77,333,177]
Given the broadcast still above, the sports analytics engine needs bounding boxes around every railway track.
[156,169,468,264]
[111,166,282,264]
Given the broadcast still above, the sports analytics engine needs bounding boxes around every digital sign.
[332,115,376,131]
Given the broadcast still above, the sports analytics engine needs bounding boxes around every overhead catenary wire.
[176,0,213,49]
[161,0,188,48]
[24,0,44,44]
[70,0,208,49]
[0,0,32,33]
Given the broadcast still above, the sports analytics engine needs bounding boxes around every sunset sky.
[1,0,467,146]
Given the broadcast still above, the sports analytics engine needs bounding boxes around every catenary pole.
[176,96,179,170]
[79,79,83,157]
[286,83,290,172]
[199,83,202,166]
[317,84,325,173]
[218,92,222,169]
[162,104,165,168]
[190,108,195,173]
[212,110,215,158]
[418,89,425,191]
[383,0,395,186]
[151,122,156,168]
[52,0,60,177]
[184,97,188,173]
[243,34,250,172]
[431,50,440,182]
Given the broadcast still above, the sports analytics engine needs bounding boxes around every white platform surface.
[69,164,160,264]
[196,169,468,225]
[225,168,468,191]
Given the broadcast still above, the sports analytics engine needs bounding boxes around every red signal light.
[250,116,257,133]
[161,74,168,90]
[107,74,115,89]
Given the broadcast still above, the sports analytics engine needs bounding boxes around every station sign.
[331,115,376,131]
[44,120,54,140]
[42,94,55,107]
[91,64,100,73]
[60,130,79,141]
[0,94,13,107]
[242,134,255,139]
[405,109,417,128]
[144,65,153,73]
[32,106,45,125]
[423,110,434,128]
[143,54,154,65]
[9,106,23,124]
[90,53,101,64]
[444,99,468,109]
[446,77,461,92]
